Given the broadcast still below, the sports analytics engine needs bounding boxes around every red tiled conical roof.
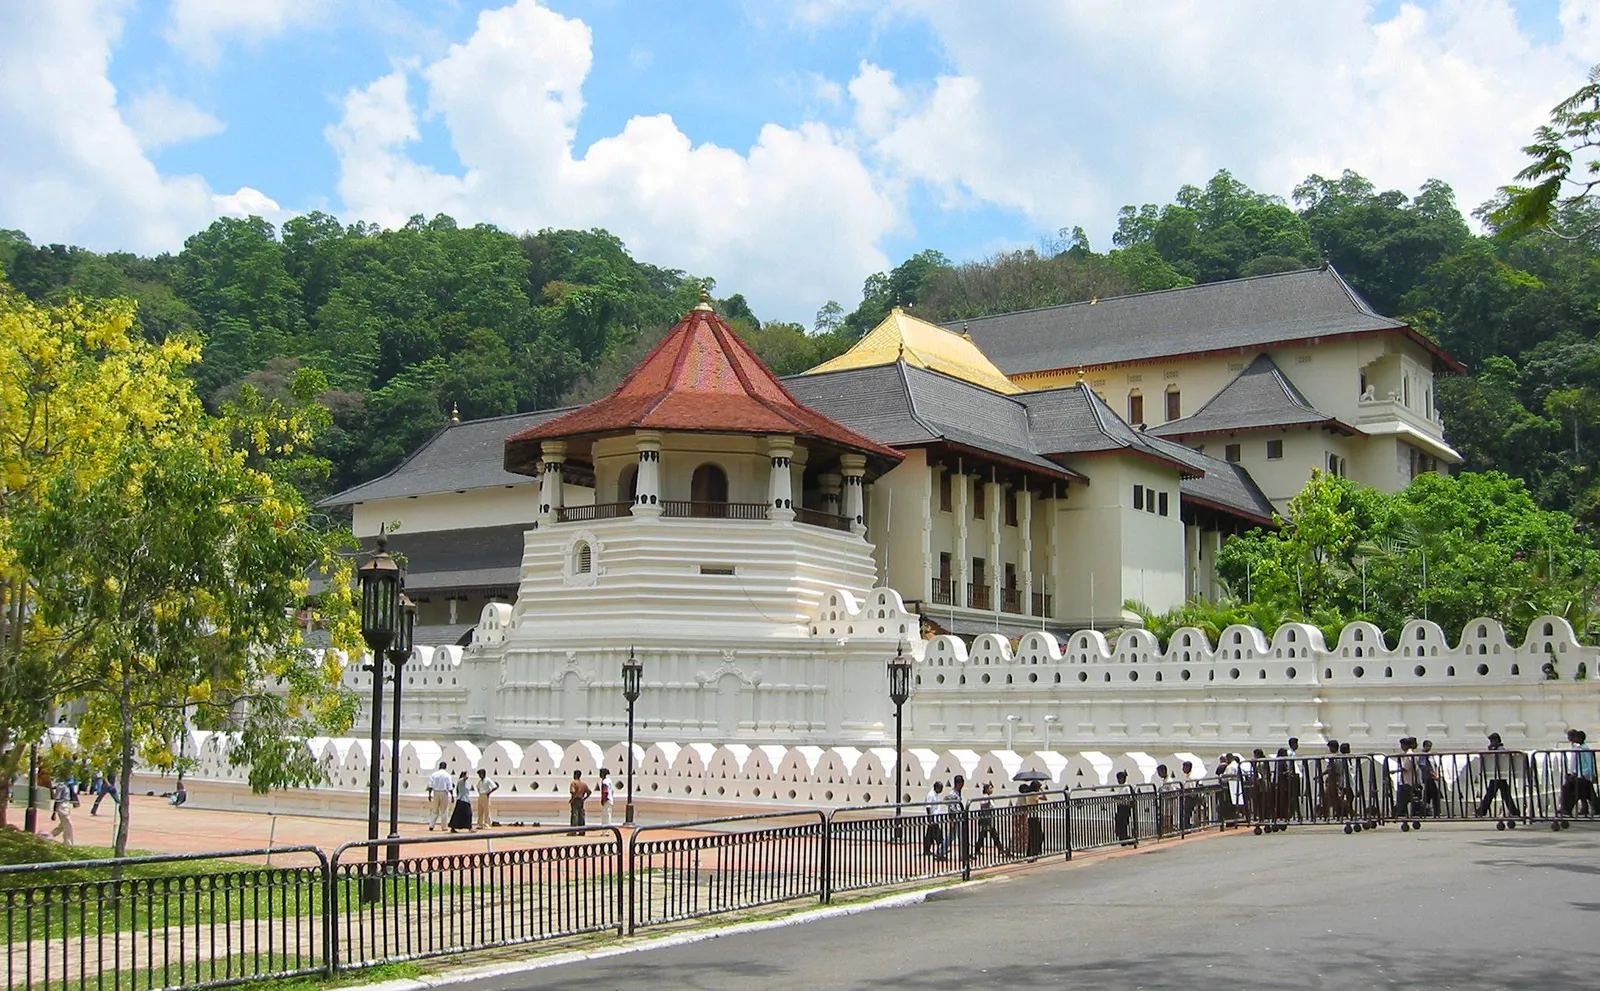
[504,300,903,475]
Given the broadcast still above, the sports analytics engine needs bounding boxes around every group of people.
[921,775,1047,860]
[36,766,121,847]
[423,764,619,833]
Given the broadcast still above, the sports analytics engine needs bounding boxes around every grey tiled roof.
[1019,383,1196,472]
[319,408,574,507]
[1147,354,1347,439]
[360,524,527,593]
[1141,435,1277,524]
[786,364,1078,478]
[955,266,1428,375]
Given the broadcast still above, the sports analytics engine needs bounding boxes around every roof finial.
[450,402,460,424]
[1076,367,1085,385]
[897,340,906,362]
[694,281,712,311]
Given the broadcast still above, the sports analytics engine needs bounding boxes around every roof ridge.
[896,360,943,440]
[956,266,1328,326]
[898,361,1030,409]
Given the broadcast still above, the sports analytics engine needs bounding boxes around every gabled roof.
[1018,383,1201,475]
[804,307,1022,394]
[1141,435,1278,525]
[1148,353,1352,439]
[787,363,1079,480]
[318,408,571,507]
[956,266,1464,375]
[504,298,901,474]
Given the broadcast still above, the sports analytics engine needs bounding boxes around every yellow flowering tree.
[1,287,361,854]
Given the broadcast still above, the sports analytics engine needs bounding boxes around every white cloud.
[0,0,280,253]
[125,87,225,151]
[856,0,1600,241]
[165,0,326,63]
[327,0,900,321]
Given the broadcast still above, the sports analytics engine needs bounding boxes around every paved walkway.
[447,823,1600,991]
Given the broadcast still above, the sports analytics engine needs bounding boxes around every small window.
[1158,492,1169,516]
[1128,393,1144,425]
[973,483,986,520]
[576,541,592,574]
[1225,444,1241,464]
[1165,389,1181,422]
[1005,490,1018,527]
[1146,494,1156,514]
[939,472,952,512]
[1133,484,1145,510]
[1266,439,1283,460]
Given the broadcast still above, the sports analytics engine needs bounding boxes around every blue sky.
[0,1,1594,322]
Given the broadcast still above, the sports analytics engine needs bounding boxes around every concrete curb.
[349,879,987,991]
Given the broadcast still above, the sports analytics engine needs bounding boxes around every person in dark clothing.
[1475,733,1521,819]
[1113,770,1135,846]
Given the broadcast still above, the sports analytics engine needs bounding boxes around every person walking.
[922,781,945,857]
[1112,770,1135,846]
[426,762,453,831]
[1475,732,1522,819]
[1419,740,1442,817]
[972,782,1007,856]
[89,768,120,817]
[1395,737,1421,820]
[475,768,499,830]
[568,770,592,834]
[448,771,473,833]
[49,778,74,845]
[937,774,966,860]
[598,767,615,826]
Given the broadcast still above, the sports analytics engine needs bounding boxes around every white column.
[538,439,567,523]
[987,479,1003,611]
[821,472,843,519]
[1044,489,1061,619]
[767,435,796,522]
[1021,486,1035,614]
[920,464,936,605]
[632,430,663,518]
[841,453,867,535]
[954,472,970,605]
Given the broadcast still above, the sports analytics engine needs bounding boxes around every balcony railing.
[930,578,955,605]
[1032,592,1054,617]
[556,501,633,523]
[794,507,853,532]
[661,501,769,521]
[1002,588,1021,614]
[968,584,991,610]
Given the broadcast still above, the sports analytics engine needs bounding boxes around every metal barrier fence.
[328,827,624,971]
[626,811,826,934]
[0,846,327,991]
[16,756,1595,988]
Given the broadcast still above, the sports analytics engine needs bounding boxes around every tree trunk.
[114,665,135,859]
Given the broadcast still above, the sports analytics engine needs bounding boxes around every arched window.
[691,463,729,517]
[618,465,639,503]
[574,540,592,574]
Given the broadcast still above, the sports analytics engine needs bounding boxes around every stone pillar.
[767,435,796,522]
[1044,489,1061,619]
[841,454,867,535]
[987,479,1003,611]
[920,463,937,604]
[821,472,843,520]
[1186,523,1202,600]
[1021,486,1035,614]
[538,440,567,523]
[953,472,970,605]
[632,431,663,518]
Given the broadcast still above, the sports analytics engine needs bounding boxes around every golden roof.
[804,307,1022,394]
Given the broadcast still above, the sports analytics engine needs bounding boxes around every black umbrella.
[1012,769,1051,782]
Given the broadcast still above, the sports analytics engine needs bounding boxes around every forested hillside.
[3,166,1598,518]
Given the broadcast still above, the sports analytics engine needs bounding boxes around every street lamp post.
[386,594,415,863]
[357,530,401,903]
[24,745,38,834]
[887,642,912,834]
[621,648,643,825]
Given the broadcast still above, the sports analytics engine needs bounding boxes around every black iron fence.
[328,828,624,971]
[0,846,327,991]
[627,811,825,934]
[11,756,1597,989]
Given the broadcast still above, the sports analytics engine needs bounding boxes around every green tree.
[1492,64,1600,239]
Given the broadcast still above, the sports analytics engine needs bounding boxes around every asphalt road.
[460,823,1600,991]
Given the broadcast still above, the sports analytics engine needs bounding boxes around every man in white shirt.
[426,762,453,831]
[475,768,499,830]
[922,781,945,857]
